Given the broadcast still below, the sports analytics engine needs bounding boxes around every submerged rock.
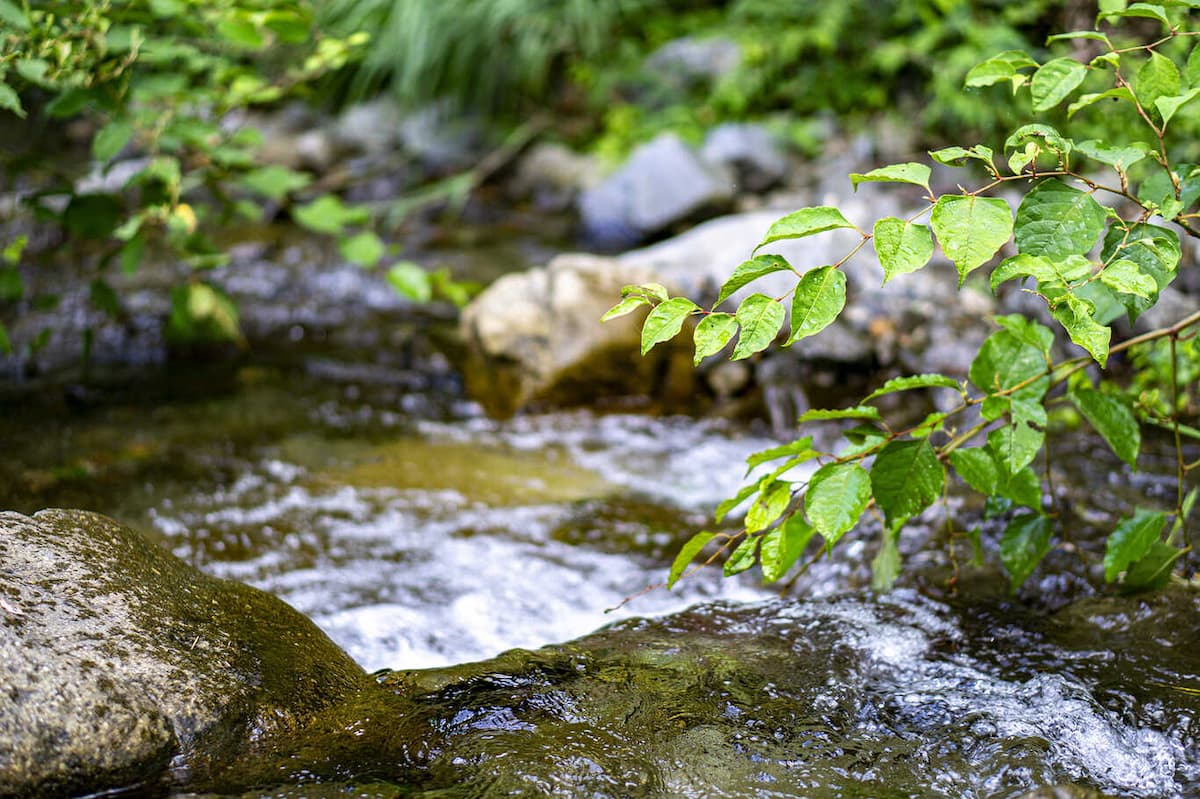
[0,509,367,797]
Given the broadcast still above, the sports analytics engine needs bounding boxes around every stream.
[2,229,1198,797]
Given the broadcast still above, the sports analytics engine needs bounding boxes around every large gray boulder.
[0,509,367,797]
[578,134,736,249]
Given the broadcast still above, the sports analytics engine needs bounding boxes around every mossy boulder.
[0,509,367,797]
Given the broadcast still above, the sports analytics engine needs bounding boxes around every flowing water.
[2,329,1198,797]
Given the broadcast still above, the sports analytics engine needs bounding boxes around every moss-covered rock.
[0,509,367,797]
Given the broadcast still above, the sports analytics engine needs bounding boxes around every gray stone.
[0,509,367,797]
[700,123,790,192]
[644,36,742,87]
[333,99,404,156]
[510,142,603,211]
[578,134,736,248]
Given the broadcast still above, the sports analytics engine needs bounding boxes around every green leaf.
[949,447,1000,495]
[999,466,1043,511]
[715,482,760,523]
[339,232,385,268]
[746,480,793,533]
[871,528,902,591]
[1068,88,1135,118]
[714,254,794,307]
[993,314,1055,356]
[0,0,31,30]
[754,207,856,253]
[641,297,699,355]
[0,321,10,355]
[1046,30,1111,46]
[2,235,24,265]
[119,234,146,277]
[928,145,995,170]
[93,119,134,163]
[930,195,1013,286]
[1014,179,1107,260]
[724,536,759,576]
[668,531,716,589]
[168,282,241,343]
[849,163,931,193]
[0,267,22,301]
[623,282,669,302]
[1100,259,1157,299]
[15,58,51,87]
[999,514,1055,591]
[965,50,1038,89]
[969,329,1049,398]
[870,439,944,529]
[1155,87,1200,126]
[1123,541,1184,590]
[0,82,25,118]
[89,280,121,319]
[745,437,815,473]
[1104,508,1167,582]
[988,421,1044,476]
[292,195,370,236]
[1071,388,1140,467]
[1031,58,1088,111]
[732,294,784,360]
[863,373,960,402]
[1136,51,1181,117]
[761,513,817,583]
[601,295,649,322]
[805,463,871,549]
[63,194,123,240]
[1004,124,1074,159]
[217,15,265,48]
[386,261,432,303]
[693,313,738,365]
[1051,294,1111,366]
[1075,139,1152,171]
[873,218,935,283]
[1100,223,1179,323]
[786,266,846,345]
[240,165,312,201]
[798,406,882,423]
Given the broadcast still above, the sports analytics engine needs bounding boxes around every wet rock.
[700,123,790,192]
[0,509,367,797]
[578,133,736,249]
[644,36,742,89]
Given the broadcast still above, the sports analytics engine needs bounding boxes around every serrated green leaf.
[0,82,25,118]
[601,295,649,322]
[622,282,670,302]
[1005,124,1074,158]
[849,163,931,193]
[1104,508,1167,582]
[714,254,794,307]
[993,314,1055,356]
[668,531,716,589]
[999,513,1054,592]
[1052,293,1110,365]
[1014,179,1107,260]
[805,462,871,549]
[863,373,959,402]
[1136,51,1181,117]
[1046,30,1111,45]
[754,207,856,253]
[1100,259,1157,298]
[1099,3,1171,27]
[787,266,846,344]
[724,536,759,576]
[798,406,882,423]
[928,145,996,170]
[1155,87,1200,126]
[950,447,1000,495]
[240,165,312,200]
[1123,541,1184,590]
[386,261,432,302]
[340,232,385,268]
[870,439,944,529]
[1031,58,1088,111]
[988,421,1044,476]
[692,313,737,364]
[1075,139,1152,171]
[746,479,792,533]
[871,528,902,591]
[1071,387,1140,467]
[989,253,1057,293]
[969,329,1049,398]
[732,294,784,360]
[641,297,699,355]
[761,513,816,583]
[1068,88,1135,118]
[930,195,1012,286]
[715,482,761,523]
[1101,223,1179,323]
[93,119,134,163]
[745,436,815,473]
[966,51,1038,88]
[1000,465,1043,510]
[873,218,935,284]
